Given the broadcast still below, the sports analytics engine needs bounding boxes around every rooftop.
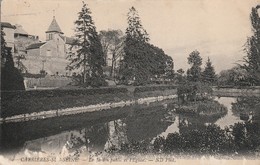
[26,42,46,50]
[1,22,16,29]
[46,16,63,34]
[14,24,28,35]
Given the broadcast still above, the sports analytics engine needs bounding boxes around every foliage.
[174,68,186,84]
[217,66,250,86]
[119,7,173,85]
[1,87,129,117]
[231,96,260,120]
[187,50,202,82]
[196,100,227,116]
[99,30,125,77]
[1,28,25,91]
[14,52,27,73]
[242,5,260,85]
[1,27,8,65]
[202,57,217,84]
[125,7,149,42]
[66,2,105,87]
[177,82,213,103]
[107,122,260,156]
[175,100,227,119]
[134,85,177,93]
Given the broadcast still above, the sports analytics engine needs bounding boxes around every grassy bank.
[175,100,227,117]
[1,85,177,118]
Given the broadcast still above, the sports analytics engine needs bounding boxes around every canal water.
[0,96,258,160]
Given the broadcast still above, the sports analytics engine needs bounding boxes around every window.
[47,50,51,56]
[49,33,52,40]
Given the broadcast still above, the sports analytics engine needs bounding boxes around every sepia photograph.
[0,0,260,164]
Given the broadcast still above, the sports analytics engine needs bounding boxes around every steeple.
[46,16,63,34]
[46,16,63,41]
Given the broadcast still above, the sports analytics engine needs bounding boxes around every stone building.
[14,24,39,55]
[25,17,74,75]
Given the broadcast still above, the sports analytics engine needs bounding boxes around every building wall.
[25,38,69,75]
[15,35,39,52]
[40,35,66,58]
[26,48,40,58]
[3,27,15,53]
[24,49,43,74]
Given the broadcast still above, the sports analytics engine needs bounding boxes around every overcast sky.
[1,0,259,73]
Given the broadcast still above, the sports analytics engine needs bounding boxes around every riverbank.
[1,85,177,122]
[2,85,260,120]
[213,86,260,96]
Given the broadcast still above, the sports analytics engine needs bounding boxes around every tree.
[119,6,172,85]
[99,30,125,77]
[218,66,249,86]
[1,28,25,91]
[202,57,217,84]
[242,5,260,85]
[126,7,149,42]
[14,53,27,73]
[187,50,202,82]
[67,2,106,87]
[175,68,186,84]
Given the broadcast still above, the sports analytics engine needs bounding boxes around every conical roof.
[46,16,63,34]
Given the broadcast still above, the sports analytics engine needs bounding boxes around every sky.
[1,0,260,73]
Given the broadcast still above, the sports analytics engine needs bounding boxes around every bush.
[1,67,25,91]
[197,100,227,116]
[134,85,177,93]
[1,87,128,102]
[106,122,260,156]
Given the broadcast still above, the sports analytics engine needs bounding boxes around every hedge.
[1,87,128,102]
[134,85,177,93]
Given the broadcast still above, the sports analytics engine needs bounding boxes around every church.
[25,17,74,76]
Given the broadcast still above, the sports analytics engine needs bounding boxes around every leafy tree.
[1,27,8,65]
[14,53,27,73]
[187,50,202,82]
[1,28,25,91]
[67,2,106,87]
[202,57,217,84]
[175,68,186,84]
[99,30,125,77]
[119,7,172,85]
[217,66,249,86]
[242,5,260,85]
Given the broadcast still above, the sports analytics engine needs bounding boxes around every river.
[0,96,258,160]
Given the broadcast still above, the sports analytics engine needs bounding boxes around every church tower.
[45,16,63,41]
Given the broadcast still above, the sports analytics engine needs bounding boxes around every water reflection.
[1,96,259,158]
[215,97,242,128]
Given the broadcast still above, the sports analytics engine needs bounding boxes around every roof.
[14,24,28,35]
[46,17,63,34]
[65,37,75,45]
[1,22,16,29]
[26,42,46,50]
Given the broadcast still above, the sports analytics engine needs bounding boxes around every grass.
[175,99,227,117]
[1,87,177,118]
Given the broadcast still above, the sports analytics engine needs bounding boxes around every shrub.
[1,87,128,101]
[134,85,177,93]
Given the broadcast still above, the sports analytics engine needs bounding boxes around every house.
[14,24,39,55]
